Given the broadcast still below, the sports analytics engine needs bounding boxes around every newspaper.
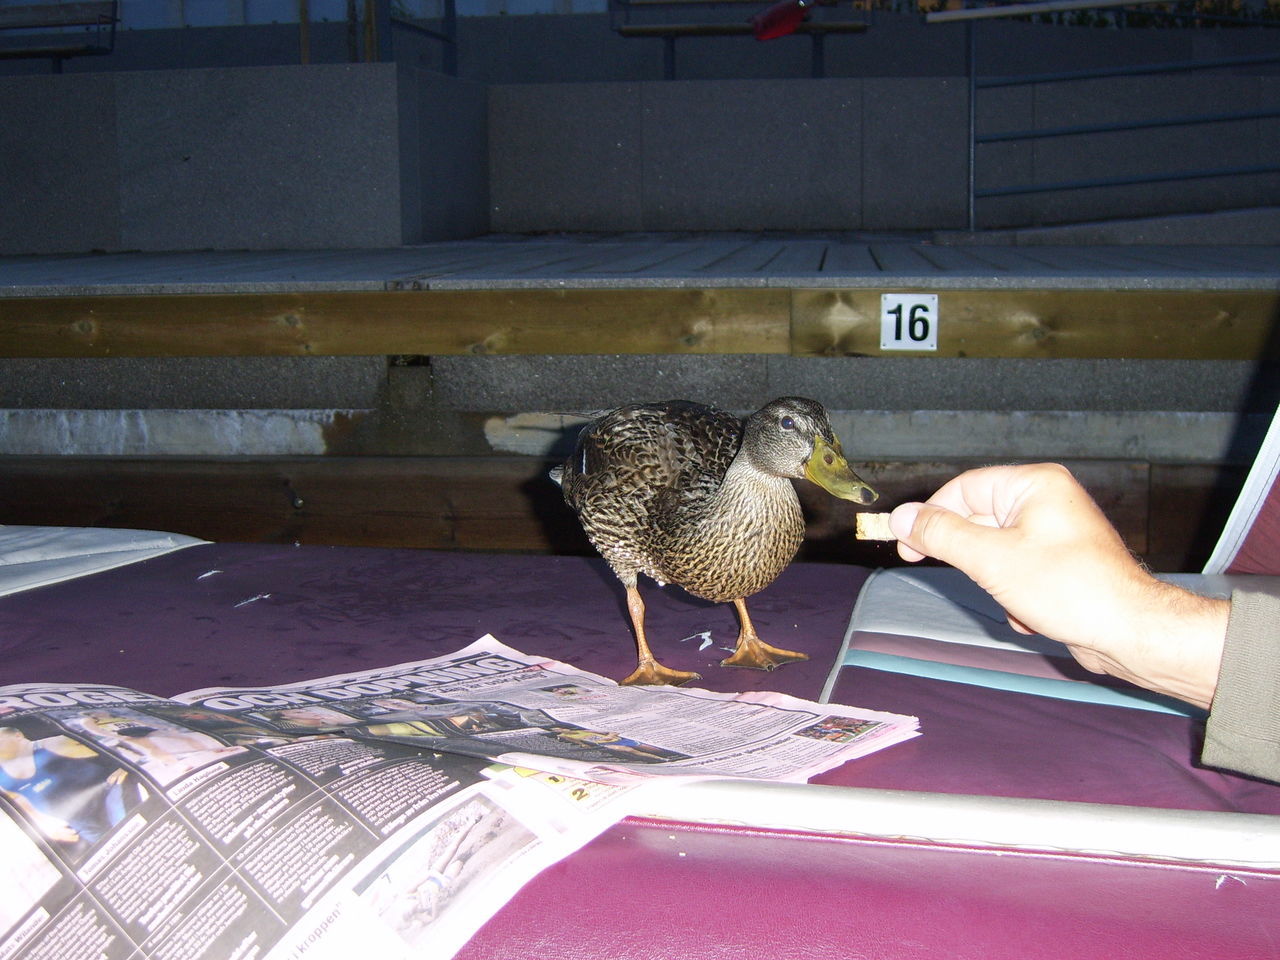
[0,635,918,960]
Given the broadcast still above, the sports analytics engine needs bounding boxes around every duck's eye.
[780,416,796,430]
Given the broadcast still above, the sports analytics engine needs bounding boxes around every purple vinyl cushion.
[3,543,1277,812]
[0,543,865,700]
[5,544,1280,960]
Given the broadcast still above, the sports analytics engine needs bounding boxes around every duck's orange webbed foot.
[621,658,702,687]
[720,636,809,671]
[720,598,809,671]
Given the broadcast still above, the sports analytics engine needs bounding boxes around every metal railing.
[295,0,458,73]
[927,0,1280,230]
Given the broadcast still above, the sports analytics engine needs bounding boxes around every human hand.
[888,463,1229,709]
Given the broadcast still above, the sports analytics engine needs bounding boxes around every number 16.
[880,294,938,351]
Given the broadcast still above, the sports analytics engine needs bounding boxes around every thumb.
[889,501,1007,571]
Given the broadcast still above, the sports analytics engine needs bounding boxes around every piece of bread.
[855,512,895,541]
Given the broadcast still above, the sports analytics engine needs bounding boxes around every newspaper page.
[179,635,921,787]
[0,637,918,960]
[0,682,641,960]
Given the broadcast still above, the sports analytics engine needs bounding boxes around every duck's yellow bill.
[805,435,878,505]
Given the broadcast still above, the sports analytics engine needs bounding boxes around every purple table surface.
[0,543,865,701]
[5,543,1280,960]
[4,542,1277,815]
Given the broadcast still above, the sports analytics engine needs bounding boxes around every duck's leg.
[620,585,702,686]
[720,598,809,671]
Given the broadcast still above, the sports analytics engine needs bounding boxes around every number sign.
[880,294,938,352]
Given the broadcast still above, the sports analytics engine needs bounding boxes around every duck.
[551,397,878,686]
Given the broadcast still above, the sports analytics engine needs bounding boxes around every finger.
[893,501,1012,572]
[895,541,927,563]
[928,463,1073,531]
[1006,613,1034,635]
[890,503,927,562]
[922,464,1016,518]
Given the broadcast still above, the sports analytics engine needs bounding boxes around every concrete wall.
[2,61,1275,253]
[487,75,1280,233]
[488,78,969,232]
[401,69,491,240]
[0,63,488,254]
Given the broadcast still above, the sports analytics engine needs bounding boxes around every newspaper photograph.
[0,684,641,960]
[179,634,920,786]
[0,635,918,960]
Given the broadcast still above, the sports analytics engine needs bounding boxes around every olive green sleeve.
[1201,590,1280,783]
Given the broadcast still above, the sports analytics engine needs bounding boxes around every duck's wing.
[558,401,742,513]
[652,401,743,507]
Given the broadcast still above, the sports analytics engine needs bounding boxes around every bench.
[609,0,867,78]
[0,0,118,72]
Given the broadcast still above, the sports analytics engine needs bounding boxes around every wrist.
[1122,578,1229,710]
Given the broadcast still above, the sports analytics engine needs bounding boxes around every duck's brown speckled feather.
[556,400,805,603]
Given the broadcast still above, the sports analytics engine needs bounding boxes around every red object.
[751,0,808,40]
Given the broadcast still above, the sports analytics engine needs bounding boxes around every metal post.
[298,0,311,64]
[346,0,358,62]
[369,0,393,61]
[442,0,458,76]
[965,20,976,232]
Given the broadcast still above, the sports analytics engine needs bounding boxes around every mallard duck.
[551,397,878,686]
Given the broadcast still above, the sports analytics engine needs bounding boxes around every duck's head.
[742,397,878,505]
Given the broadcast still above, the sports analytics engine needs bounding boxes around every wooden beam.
[0,289,791,359]
[791,288,1280,360]
[0,456,590,554]
[0,455,1236,570]
[2,286,1275,360]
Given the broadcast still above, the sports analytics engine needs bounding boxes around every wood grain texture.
[0,289,790,358]
[0,455,1235,570]
[791,289,1280,360]
[4,286,1274,359]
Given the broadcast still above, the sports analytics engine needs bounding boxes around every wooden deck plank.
[758,241,830,277]
[864,244,975,276]
[687,240,789,276]
[423,240,709,285]
[631,240,758,276]
[578,240,749,276]
[899,245,1009,274]
[815,243,881,274]
[394,241,614,285]
[4,238,1280,295]
[560,242,699,275]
